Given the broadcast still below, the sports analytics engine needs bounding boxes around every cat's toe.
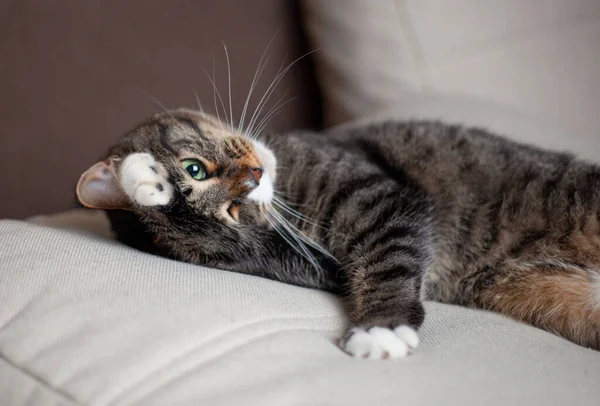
[120,153,174,206]
[341,326,418,359]
[394,325,420,349]
[135,184,172,206]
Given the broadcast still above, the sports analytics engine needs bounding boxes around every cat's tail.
[473,260,600,350]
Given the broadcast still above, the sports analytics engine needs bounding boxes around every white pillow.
[302,0,600,153]
[333,94,600,162]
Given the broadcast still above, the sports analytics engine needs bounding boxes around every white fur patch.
[119,153,174,206]
[251,139,277,182]
[247,172,274,204]
[247,139,276,204]
[342,325,419,359]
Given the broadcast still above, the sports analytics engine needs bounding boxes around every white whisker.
[223,42,235,131]
[249,89,287,137]
[268,206,337,263]
[272,197,324,229]
[273,190,307,205]
[267,209,323,271]
[241,58,269,138]
[264,211,321,271]
[253,96,298,137]
[246,57,287,136]
[239,27,281,134]
[212,59,230,130]
[273,199,319,223]
[192,89,204,112]
[246,50,317,137]
[143,93,187,133]
[202,65,225,134]
[247,91,287,138]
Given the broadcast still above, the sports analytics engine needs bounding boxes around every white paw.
[342,325,419,359]
[119,153,174,206]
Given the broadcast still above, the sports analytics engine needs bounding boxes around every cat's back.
[266,120,592,241]
[273,119,573,162]
[268,120,578,194]
[328,120,575,182]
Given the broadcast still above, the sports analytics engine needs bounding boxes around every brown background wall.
[0,0,321,219]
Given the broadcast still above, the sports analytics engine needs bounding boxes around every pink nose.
[247,167,263,185]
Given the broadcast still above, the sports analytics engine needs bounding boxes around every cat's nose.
[247,167,263,185]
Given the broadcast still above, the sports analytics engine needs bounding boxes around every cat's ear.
[76,156,132,210]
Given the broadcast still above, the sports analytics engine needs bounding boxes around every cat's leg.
[464,260,600,350]
[335,196,435,359]
[119,153,174,206]
[338,240,432,359]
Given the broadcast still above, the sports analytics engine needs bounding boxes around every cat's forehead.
[154,109,235,141]
[123,109,241,156]
[112,109,268,179]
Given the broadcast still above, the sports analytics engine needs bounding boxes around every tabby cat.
[76,108,600,358]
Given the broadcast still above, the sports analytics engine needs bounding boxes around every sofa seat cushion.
[1,215,599,405]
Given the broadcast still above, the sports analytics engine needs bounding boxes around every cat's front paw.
[119,153,174,206]
[340,325,419,359]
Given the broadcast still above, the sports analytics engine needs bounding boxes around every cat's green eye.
[181,159,207,180]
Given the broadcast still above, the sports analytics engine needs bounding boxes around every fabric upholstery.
[334,93,600,162]
[0,209,598,405]
[302,0,600,155]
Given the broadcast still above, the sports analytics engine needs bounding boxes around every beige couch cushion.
[302,0,600,157]
[1,212,600,405]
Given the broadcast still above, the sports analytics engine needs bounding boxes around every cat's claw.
[341,325,419,359]
[120,153,174,206]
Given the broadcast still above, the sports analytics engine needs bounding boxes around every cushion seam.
[114,325,340,405]
[105,316,341,404]
[0,351,84,406]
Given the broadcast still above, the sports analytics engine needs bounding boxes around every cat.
[76,108,600,359]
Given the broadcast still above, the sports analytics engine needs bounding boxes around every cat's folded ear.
[76,156,132,210]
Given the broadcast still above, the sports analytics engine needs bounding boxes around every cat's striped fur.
[77,109,600,357]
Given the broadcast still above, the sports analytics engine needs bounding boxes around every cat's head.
[76,108,277,252]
